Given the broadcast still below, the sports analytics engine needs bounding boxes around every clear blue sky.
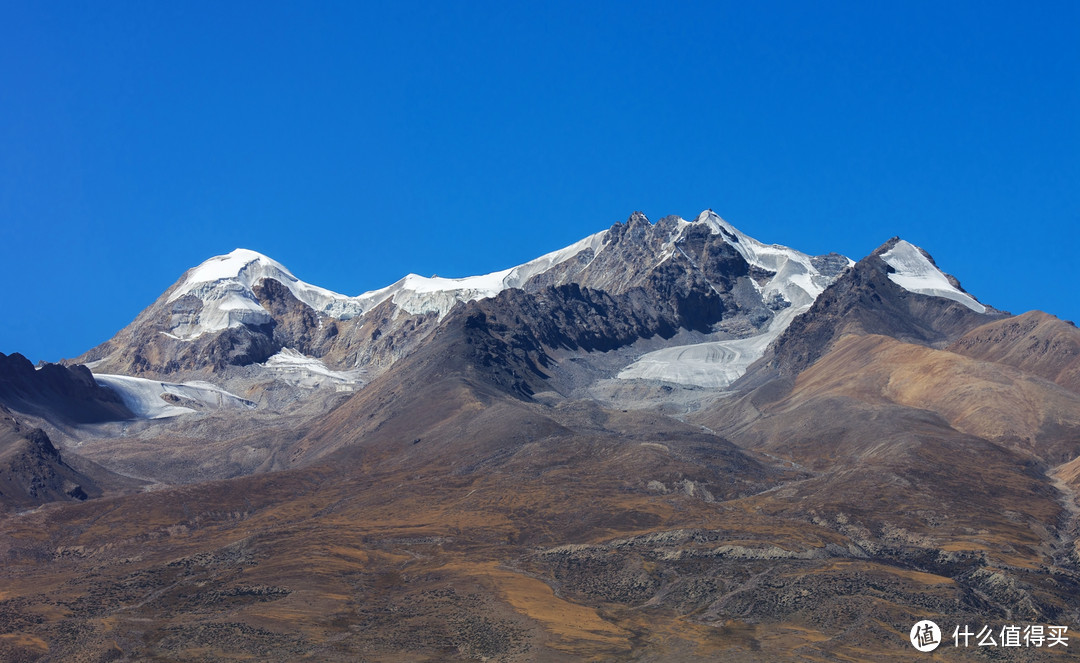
[2,1,1077,362]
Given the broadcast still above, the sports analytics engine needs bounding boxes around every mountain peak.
[165,249,361,341]
[871,236,903,255]
[877,239,985,313]
[693,208,719,223]
[180,248,286,289]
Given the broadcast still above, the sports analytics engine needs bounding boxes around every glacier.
[95,374,256,419]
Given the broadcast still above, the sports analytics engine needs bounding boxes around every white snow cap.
[166,249,365,339]
[879,240,986,313]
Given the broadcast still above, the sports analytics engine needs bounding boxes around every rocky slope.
[949,310,1080,394]
[0,405,107,510]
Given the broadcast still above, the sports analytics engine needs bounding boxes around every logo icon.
[910,620,942,652]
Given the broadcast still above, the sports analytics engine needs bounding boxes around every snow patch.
[95,374,255,420]
[262,348,365,389]
[880,240,986,313]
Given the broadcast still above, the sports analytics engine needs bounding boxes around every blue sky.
[2,1,1077,362]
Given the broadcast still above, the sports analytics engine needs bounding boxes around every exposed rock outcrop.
[0,405,102,509]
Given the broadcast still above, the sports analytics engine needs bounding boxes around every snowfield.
[262,348,365,389]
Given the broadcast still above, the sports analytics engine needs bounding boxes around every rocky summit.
[1,210,1078,662]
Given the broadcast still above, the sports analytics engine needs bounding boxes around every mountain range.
[1,210,1078,661]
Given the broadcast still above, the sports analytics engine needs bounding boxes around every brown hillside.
[949,310,1080,394]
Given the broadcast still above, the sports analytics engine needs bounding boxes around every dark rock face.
[138,323,279,374]
[0,405,102,509]
[673,222,750,284]
[473,281,710,355]
[252,279,327,356]
[810,252,851,277]
[428,278,733,399]
[0,352,133,423]
[523,213,750,305]
[198,324,280,370]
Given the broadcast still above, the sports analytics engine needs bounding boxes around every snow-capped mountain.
[879,240,985,313]
[76,210,857,383]
[159,210,846,340]
[163,249,365,340]
[160,208,848,343]
[615,212,854,387]
[71,209,996,411]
